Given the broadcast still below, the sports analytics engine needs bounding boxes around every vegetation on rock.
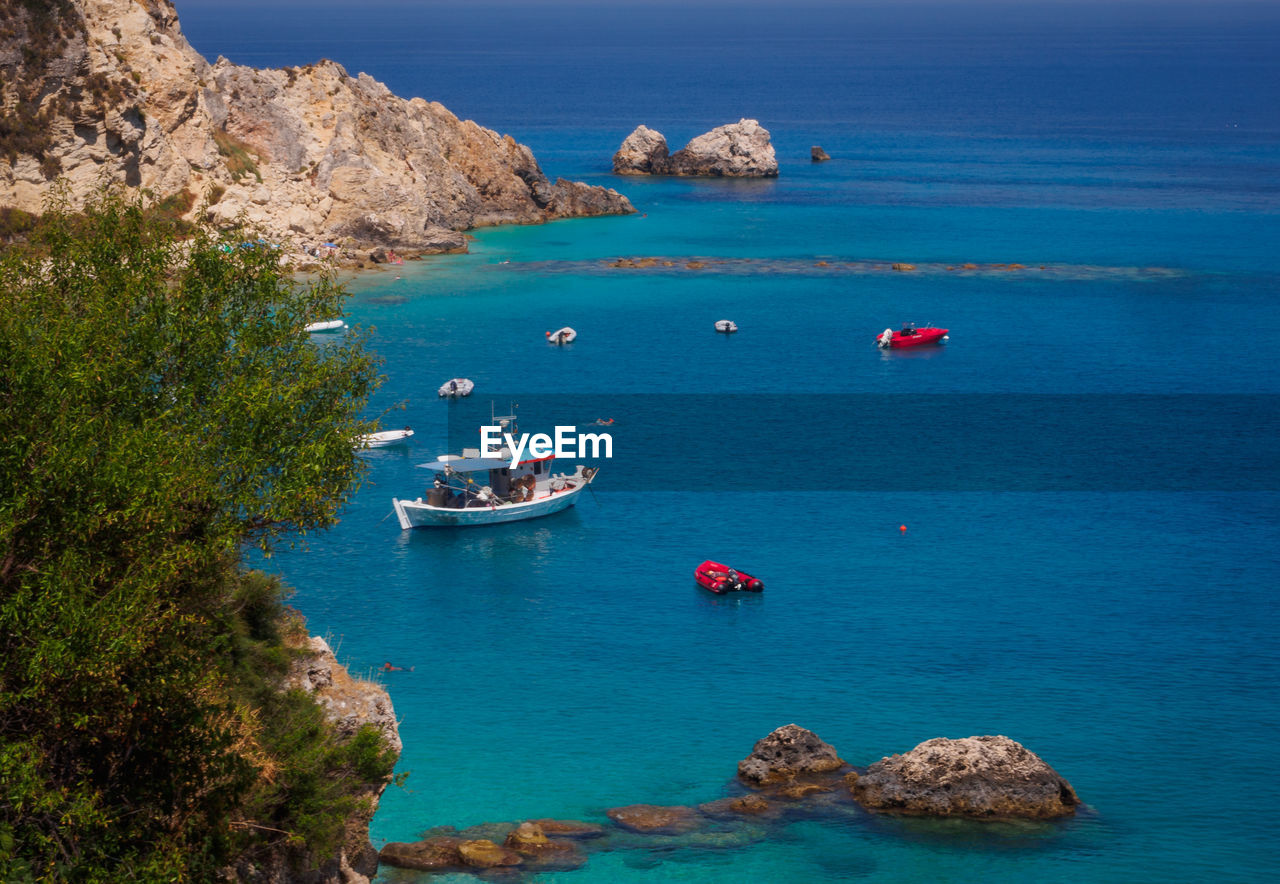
[0,187,392,881]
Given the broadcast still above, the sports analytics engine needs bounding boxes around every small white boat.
[392,413,597,529]
[714,319,738,334]
[438,378,474,398]
[546,327,577,345]
[357,428,414,448]
[305,319,347,333]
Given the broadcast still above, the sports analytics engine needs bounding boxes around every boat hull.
[695,560,764,594]
[392,483,585,528]
[359,429,413,448]
[878,327,948,348]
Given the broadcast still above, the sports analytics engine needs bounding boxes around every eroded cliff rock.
[613,119,778,177]
[0,0,632,254]
[225,635,402,884]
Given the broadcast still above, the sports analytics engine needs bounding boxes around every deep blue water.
[180,3,1280,881]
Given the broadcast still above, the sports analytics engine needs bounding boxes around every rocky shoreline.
[0,1,634,264]
[378,725,1080,878]
[225,635,401,884]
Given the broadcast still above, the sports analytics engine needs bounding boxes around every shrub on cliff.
[0,187,383,881]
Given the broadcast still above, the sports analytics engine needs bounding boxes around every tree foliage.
[0,188,385,880]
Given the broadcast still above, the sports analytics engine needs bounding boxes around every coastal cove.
[183,2,1280,882]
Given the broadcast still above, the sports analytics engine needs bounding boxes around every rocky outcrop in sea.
[613,119,779,177]
[378,724,1081,878]
[0,0,633,256]
[850,734,1081,819]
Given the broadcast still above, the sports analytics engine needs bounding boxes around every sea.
[177,2,1280,881]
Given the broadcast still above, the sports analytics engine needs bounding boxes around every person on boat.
[381,662,413,672]
[449,379,458,394]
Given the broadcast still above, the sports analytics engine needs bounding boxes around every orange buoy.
[899,525,907,533]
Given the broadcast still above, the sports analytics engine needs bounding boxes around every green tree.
[0,188,382,880]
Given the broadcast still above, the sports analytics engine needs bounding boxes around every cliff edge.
[0,0,633,253]
[224,634,402,884]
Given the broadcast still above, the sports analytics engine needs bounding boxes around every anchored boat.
[877,324,949,349]
[305,319,347,333]
[695,560,764,594]
[357,428,414,448]
[391,414,597,528]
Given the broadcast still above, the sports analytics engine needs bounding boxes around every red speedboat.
[877,324,949,349]
[695,560,764,594]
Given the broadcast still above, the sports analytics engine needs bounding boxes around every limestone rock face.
[613,124,670,175]
[0,0,633,254]
[224,635,401,883]
[671,119,778,177]
[737,724,845,786]
[851,735,1080,819]
[613,120,778,177]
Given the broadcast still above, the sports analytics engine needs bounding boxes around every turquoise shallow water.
[185,2,1280,880]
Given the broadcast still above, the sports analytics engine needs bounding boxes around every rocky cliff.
[225,635,402,884]
[0,0,632,254]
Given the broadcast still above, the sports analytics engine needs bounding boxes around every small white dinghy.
[546,327,577,345]
[305,319,347,333]
[715,319,738,334]
[438,378,474,398]
[358,428,414,448]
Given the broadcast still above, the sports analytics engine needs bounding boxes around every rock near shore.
[613,119,778,177]
[0,0,633,255]
[737,723,846,786]
[850,735,1080,819]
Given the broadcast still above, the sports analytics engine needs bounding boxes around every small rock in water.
[811,145,831,162]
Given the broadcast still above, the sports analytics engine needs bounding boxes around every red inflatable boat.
[695,560,764,594]
[876,324,949,349]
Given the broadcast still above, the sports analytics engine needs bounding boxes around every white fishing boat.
[714,319,738,334]
[305,319,347,333]
[357,428,414,448]
[391,414,598,529]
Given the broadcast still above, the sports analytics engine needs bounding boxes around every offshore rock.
[525,818,608,839]
[606,804,703,835]
[811,145,831,162]
[503,822,588,871]
[613,119,779,177]
[0,0,634,256]
[738,724,845,786]
[698,793,775,819]
[613,124,670,175]
[850,735,1081,819]
[457,839,522,869]
[379,837,465,872]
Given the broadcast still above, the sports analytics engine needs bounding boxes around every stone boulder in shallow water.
[850,735,1080,819]
[737,724,845,786]
[613,120,779,177]
[606,804,703,834]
